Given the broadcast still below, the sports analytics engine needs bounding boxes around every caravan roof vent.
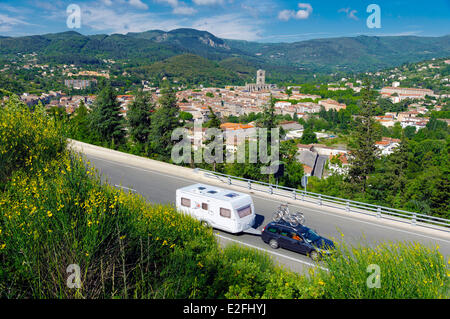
[225,193,239,198]
[207,190,218,194]
[197,186,206,190]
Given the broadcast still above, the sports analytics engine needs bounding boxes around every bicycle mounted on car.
[272,203,305,227]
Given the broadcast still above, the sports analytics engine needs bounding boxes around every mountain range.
[1,28,449,83]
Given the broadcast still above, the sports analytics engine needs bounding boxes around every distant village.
[13,64,450,180]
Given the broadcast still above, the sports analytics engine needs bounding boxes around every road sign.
[301,175,308,188]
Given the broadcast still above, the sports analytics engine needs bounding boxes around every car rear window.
[237,205,252,218]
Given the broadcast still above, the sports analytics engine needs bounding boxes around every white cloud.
[0,13,31,32]
[155,0,179,6]
[296,3,312,19]
[27,0,259,40]
[101,0,114,5]
[99,0,148,9]
[240,0,278,18]
[338,8,358,21]
[298,3,312,13]
[33,0,66,11]
[349,10,358,21]
[128,0,149,10]
[191,13,262,40]
[278,3,312,21]
[192,0,225,5]
[0,3,31,14]
[173,5,197,15]
[155,0,197,15]
[80,5,184,33]
[278,10,293,21]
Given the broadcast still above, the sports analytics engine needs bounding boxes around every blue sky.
[0,0,449,42]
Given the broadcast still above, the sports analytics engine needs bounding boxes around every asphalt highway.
[82,153,450,273]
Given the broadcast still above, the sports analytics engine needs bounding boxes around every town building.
[318,99,347,111]
[244,70,275,92]
[375,137,401,156]
[64,79,97,90]
[381,87,435,101]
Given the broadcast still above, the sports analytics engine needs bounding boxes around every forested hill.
[128,54,247,87]
[225,35,450,73]
[0,29,449,81]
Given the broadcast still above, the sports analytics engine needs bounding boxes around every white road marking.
[114,185,137,192]
[84,154,450,245]
[215,233,328,271]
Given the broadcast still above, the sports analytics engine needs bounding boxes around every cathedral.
[245,70,274,92]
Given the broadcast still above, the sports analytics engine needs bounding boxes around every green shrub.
[0,151,220,298]
[0,96,66,187]
[310,239,450,299]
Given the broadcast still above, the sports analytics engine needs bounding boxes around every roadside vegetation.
[0,93,449,299]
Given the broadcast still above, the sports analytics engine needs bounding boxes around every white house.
[375,138,401,156]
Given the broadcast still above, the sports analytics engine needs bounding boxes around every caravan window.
[220,208,231,218]
[237,205,252,218]
[202,203,208,210]
[181,197,191,207]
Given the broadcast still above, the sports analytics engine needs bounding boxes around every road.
[79,150,450,274]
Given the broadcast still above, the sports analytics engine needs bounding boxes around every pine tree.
[319,106,327,120]
[300,128,318,144]
[204,106,223,171]
[70,100,91,141]
[127,89,154,146]
[279,140,304,188]
[257,95,280,182]
[386,132,409,195]
[90,82,125,146]
[258,95,277,132]
[347,80,381,193]
[148,82,180,160]
[205,106,221,129]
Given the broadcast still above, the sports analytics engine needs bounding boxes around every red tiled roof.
[303,165,313,174]
[220,123,254,130]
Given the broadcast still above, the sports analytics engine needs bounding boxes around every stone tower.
[256,69,265,85]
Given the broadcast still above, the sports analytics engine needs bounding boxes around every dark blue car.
[261,221,335,261]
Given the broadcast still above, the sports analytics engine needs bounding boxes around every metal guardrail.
[195,168,450,232]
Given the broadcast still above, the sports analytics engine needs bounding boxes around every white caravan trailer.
[176,184,258,234]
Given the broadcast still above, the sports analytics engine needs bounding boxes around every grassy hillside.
[0,94,448,299]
